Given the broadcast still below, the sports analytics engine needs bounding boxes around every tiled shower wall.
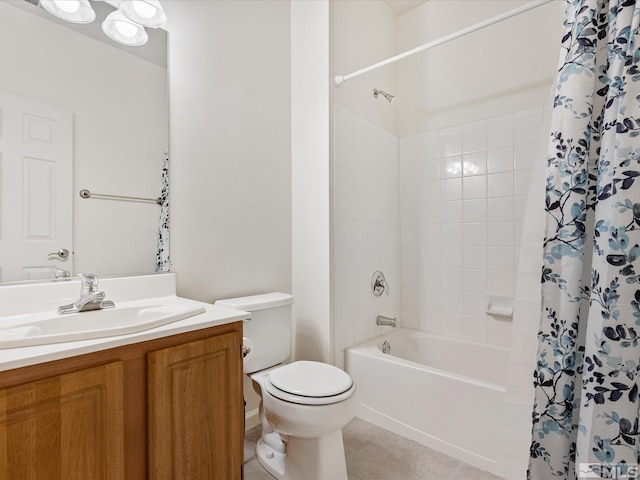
[333,104,402,366]
[399,107,545,345]
[333,104,546,363]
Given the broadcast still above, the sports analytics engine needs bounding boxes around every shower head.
[373,88,397,104]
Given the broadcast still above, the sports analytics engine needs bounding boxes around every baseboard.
[245,407,260,431]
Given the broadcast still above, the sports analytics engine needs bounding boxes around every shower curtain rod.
[333,0,554,86]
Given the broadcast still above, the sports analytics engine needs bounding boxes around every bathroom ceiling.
[384,0,429,15]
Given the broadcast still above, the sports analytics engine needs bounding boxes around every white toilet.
[215,293,357,480]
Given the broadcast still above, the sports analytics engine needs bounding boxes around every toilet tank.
[214,292,293,374]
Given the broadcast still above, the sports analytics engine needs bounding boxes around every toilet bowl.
[213,293,357,480]
[250,361,357,480]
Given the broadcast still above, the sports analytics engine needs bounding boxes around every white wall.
[0,2,168,277]
[330,0,398,136]
[330,0,399,365]
[164,0,291,429]
[165,0,292,303]
[291,0,332,364]
[396,0,564,135]
[333,105,401,366]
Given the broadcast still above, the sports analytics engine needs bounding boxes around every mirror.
[0,0,168,284]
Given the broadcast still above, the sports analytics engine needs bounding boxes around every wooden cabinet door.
[0,362,124,480]
[148,331,243,480]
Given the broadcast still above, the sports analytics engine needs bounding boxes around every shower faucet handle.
[371,270,389,296]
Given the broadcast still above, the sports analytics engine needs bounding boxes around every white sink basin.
[0,304,206,349]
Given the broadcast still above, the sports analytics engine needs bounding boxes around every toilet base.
[256,438,286,478]
[256,431,349,480]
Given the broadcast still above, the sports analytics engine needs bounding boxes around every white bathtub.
[345,328,508,475]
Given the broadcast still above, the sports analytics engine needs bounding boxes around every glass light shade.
[40,0,96,24]
[102,10,148,46]
[119,0,166,28]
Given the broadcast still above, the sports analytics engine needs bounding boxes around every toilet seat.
[264,361,355,406]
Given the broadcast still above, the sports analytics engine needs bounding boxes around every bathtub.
[345,328,508,475]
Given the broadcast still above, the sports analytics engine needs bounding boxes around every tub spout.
[376,315,397,327]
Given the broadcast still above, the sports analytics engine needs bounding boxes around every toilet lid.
[268,361,353,398]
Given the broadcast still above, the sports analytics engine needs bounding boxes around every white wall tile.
[441,246,463,268]
[418,131,439,160]
[462,199,487,222]
[441,177,462,201]
[441,268,463,291]
[400,182,420,204]
[463,222,487,246]
[421,224,441,245]
[417,203,438,226]
[514,169,532,196]
[488,246,516,271]
[488,171,514,198]
[440,312,464,337]
[441,222,463,245]
[463,269,487,293]
[463,315,488,341]
[463,123,487,153]
[488,197,514,222]
[488,271,516,297]
[420,180,441,203]
[439,155,462,179]
[487,146,514,173]
[515,108,544,145]
[421,309,441,333]
[335,105,543,354]
[463,175,487,200]
[421,266,442,289]
[463,292,485,317]
[488,222,515,246]
[514,142,537,170]
[438,125,462,157]
[422,245,443,267]
[514,195,528,221]
[441,290,463,314]
[333,107,401,354]
[464,246,488,270]
[400,161,419,185]
[462,151,487,176]
[423,288,441,311]
[419,157,440,181]
[440,201,462,223]
[487,113,514,150]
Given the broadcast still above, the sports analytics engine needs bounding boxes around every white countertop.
[0,273,249,372]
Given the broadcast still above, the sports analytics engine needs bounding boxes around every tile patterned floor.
[244,418,503,480]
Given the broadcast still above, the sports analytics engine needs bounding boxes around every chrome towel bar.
[79,188,161,205]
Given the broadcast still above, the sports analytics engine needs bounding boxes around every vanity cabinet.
[0,321,243,480]
[0,362,125,480]
[148,332,243,480]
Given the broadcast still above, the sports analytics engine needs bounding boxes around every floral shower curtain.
[529,0,640,479]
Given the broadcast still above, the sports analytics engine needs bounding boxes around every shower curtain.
[529,0,640,479]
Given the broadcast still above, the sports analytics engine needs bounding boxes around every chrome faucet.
[51,267,71,279]
[57,273,115,314]
[376,315,397,327]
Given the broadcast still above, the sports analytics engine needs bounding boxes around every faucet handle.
[371,270,389,297]
[79,273,99,294]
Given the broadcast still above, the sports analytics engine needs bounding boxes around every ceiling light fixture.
[39,0,166,47]
[40,0,96,24]
[119,0,166,28]
[102,9,148,46]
